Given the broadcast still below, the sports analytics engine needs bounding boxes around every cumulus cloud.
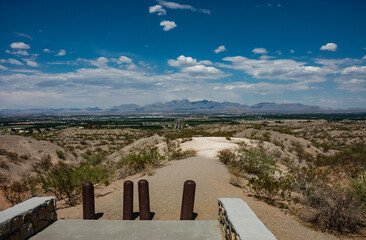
[26,60,39,67]
[160,20,177,31]
[168,55,198,66]
[117,56,133,64]
[363,55,366,60]
[290,49,295,53]
[214,45,226,54]
[43,49,51,53]
[8,58,23,65]
[10,42,30,49]
[167,55,228,78]
[149,5,166,15]
[56,50,66,56]
[252,48,268,54]
[320,43,338,52]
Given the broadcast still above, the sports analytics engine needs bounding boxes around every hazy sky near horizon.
[0,0,366,109]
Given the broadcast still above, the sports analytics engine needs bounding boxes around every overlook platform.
[30,220,223,240]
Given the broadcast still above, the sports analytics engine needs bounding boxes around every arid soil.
[57,137,355,240]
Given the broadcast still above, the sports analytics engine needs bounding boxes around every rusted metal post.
[138,179,151,220]
[180,180,196,220]
[82,182,95,220]
[123,180,134,220]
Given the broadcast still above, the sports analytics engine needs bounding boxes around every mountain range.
[0,99,365,115]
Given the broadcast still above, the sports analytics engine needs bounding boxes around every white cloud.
[14,32,32,39]
[252,48,268,54]
[8,58,23,65]
[6,49,29,56]
[26,60,39,67]
[10,42,30,49]
[341,66,366,75]
[56,49,66,56]
[157,0,210,14]
[43,49,51,53]
[290,49,295,53]
[259,55,274,60]
[167,55,228,79]
[157,0,195,11]
[214,81,308,94]
[214,45,226,54]
[117,56,133,64]
[149,5,166,15]
[0,65,8,71]
[168,55,198,66]
[222,56,331,82]
[320,43,338,52]
[276,50,282,55]
[337,78,366,92]
[362,55,366,60]
[160,20,177,31]
[181,65,221,75]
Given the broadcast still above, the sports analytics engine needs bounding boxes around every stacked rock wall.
[218,198,276,240]
[0,197,56,240]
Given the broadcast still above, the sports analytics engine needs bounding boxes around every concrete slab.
[30,220,223,240]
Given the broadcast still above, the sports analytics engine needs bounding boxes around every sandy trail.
[58,137,348,240]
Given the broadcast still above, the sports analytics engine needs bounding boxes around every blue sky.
[0,0,366,109]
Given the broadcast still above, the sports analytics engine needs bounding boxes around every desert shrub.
[0,181,30,205]
[56,150,65,160]
[84,150,108,166]
[36,162,109,206]
[276,128,293,135]
[166,140,197,160]
[218,144,278,176]
[262,131,271,142]
[248,173,292,205]
[316,143,366,167]
[0,149,20,163]
[119,146,165,172]
[236,146,278,175]
[351,174,366,210]
[304,186,363,233]
[217,148,236,165]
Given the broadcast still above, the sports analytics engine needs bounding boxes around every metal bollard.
[180,180,196,220]
[138,179,151,220]
[123,180,134,220]
[82,182,95,220]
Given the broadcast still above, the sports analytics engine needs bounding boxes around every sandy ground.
[55,137,361,240]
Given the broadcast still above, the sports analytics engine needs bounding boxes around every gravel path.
[58,137,353,240]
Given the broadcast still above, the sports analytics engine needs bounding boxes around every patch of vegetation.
[118,146,165,172]
[0,181,30,206]
[56,150,65,160]
[35,162,109,206]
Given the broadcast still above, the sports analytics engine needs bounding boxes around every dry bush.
[217,148,236,165]
[0,181,30,206]
[304,186,363,234]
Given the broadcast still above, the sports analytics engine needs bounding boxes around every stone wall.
[218,198,276,240]
[0,197,57,240]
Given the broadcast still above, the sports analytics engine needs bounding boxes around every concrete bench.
[218,198,276,240]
